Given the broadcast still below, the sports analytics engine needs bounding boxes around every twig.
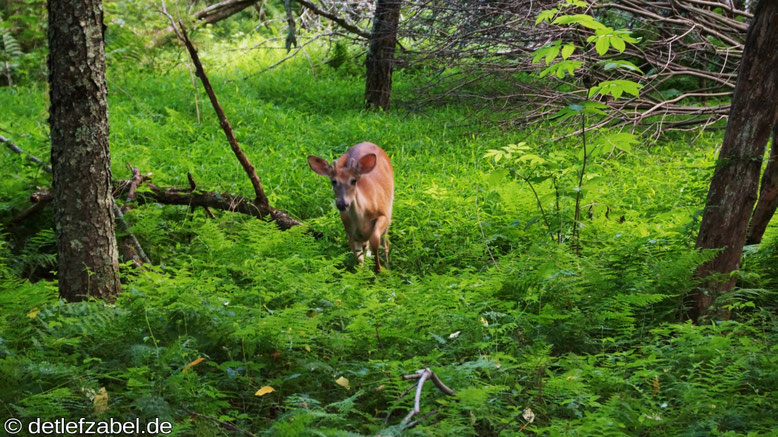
[294,0,371,39]
[398,368,455,429]
[113,203,152,266]
[121,164,145,212]
[188,172,217,219]
[9,194,51,224]
[1,134,52,173]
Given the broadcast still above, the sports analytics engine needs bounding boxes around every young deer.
[308,142,394,272]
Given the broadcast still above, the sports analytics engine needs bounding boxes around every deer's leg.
[370,216,389,272]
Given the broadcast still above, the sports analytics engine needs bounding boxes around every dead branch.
[121,164,145,213]
[113,202,152,267]
[1,134,52,173]
[192,0,259,25]
[398,368,455,429]
[187,172,216,219]
[10,190,52,224]
[161,3,301,230]
[295,0,371,39]
[399,0,748,136]
[4,136,153,266]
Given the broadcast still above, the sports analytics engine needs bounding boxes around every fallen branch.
[24,178,300,230]
[113,203,152,267]
[4,135,151,267]
[115,181,270,220]
[121,164,145,213]
[397,368,455,429]
[295,0,371,39]
[1,134,52,173]
[10,190,52,224]
[192,0,259,25]
[161,3,301,230]
[187,172,216,219]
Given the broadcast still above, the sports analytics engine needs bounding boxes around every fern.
[0,25,22,85]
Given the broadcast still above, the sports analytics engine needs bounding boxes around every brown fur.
[308,142,394,272]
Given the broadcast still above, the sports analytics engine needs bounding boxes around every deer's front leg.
[370,216,389,272]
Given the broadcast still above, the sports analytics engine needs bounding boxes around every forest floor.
[1,35,777,436]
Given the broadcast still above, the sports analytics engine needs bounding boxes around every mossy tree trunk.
[48,0,121,301]
[693,1,778,320]
[364,0,401,110]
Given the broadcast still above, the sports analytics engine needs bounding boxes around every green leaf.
[553,14,606,31]
[539,60,582,78]
[561,43,576,60]
[610,36,625,52]
[601,60,644,74]
[535,8,558,25]
[595,36,609,56]
[545,45,560,65]
[519,154,546,165]
[589,80,643,99]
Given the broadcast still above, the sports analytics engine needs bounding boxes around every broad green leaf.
[602,60,644,74]
[595,36,609,55]
[535,8,558,25]
[539,60,582,78]
[589,80,643,99]
[519,154,546,165]
[561,43,576,60]
[611,35,626,52]
[553,14,606,31]
[545,45,560,64]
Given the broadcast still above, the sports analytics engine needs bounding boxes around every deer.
[308,142,394,272]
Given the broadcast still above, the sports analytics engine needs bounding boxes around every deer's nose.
[336,200,348,211]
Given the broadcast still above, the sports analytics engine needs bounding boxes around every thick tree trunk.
[693,1,778,320]
[364,0,401,110]
[746,123,778,245]
[48,0,121,301]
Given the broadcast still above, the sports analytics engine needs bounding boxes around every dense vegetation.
[2,2,778,435]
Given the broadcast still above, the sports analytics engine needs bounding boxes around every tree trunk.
[49,0,121,302]
[746,122,778,245]
[692,1,778,321]
[364,0,401,110]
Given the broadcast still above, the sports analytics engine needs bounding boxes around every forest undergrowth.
[1,27,777,436]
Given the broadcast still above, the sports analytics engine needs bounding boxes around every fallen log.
[114,181,303,228]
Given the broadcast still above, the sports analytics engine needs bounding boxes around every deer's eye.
[350,179,357,185]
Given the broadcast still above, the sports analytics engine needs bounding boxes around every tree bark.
[746,122,778,245]
[364,0,401,110]
[693,1,778,320]
[48,0,121,301]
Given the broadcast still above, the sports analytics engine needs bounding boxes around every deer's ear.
[356,153,377,174]
[308,156,332,176]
